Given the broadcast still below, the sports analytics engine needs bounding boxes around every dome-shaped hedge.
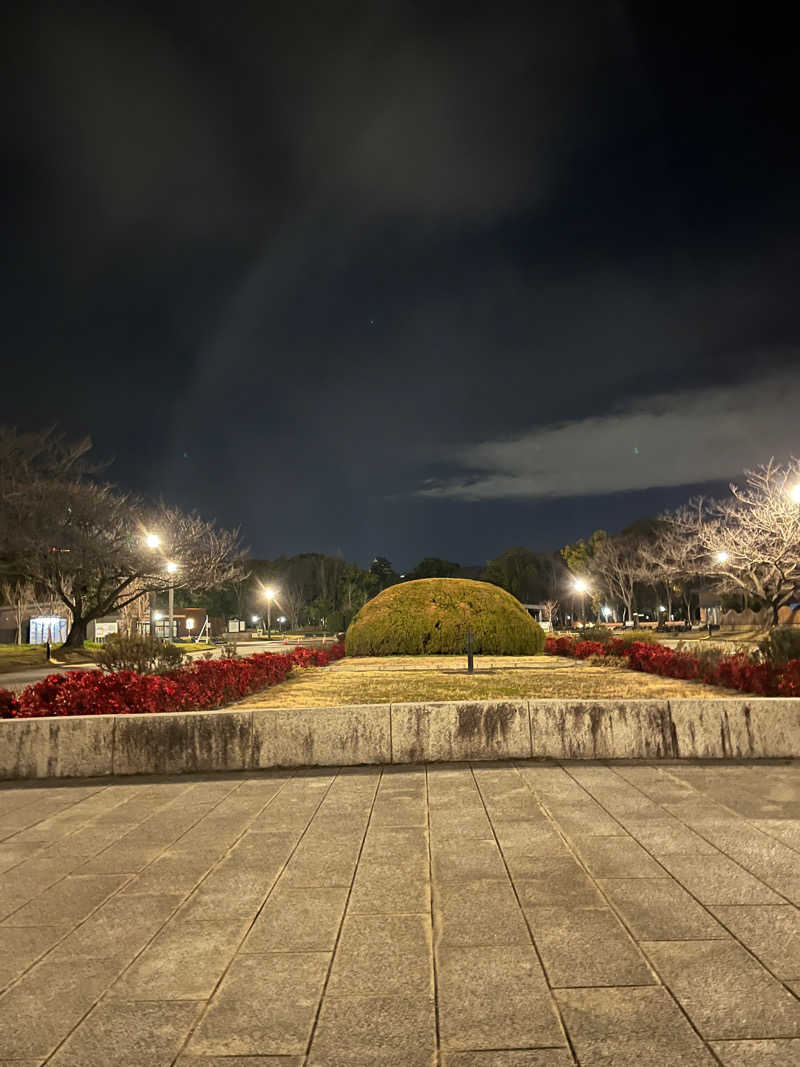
[345,578,544,656]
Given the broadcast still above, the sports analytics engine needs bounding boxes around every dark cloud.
[419,369,799,500]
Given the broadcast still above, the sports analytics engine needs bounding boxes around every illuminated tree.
[0,427,243,648]
[666,459,800,627]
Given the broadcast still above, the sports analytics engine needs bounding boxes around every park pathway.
[2,759,800,1064]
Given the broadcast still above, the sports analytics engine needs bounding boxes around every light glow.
[715,551,729,564]
[573,578,588,594]
[791,484,800,503]
[166,561,178,574]
[145,534,161,549]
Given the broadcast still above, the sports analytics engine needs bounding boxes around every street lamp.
[166,562,178,641]
[715,551,729,564]
[791,484,800,503]
[573,578,589,627]
[144,533,162,635]
[263,587,277,639]
[602,605,612,621]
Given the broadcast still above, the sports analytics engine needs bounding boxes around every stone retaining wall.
[2,697,799,780]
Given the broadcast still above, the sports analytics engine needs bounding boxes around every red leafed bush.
[570,640,608,660]
[543,632,800,697]
[545,636,576,656]
[5,642,346,719]
[778,660,800,696]
[0,688,19,718]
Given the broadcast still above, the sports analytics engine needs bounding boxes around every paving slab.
[308,995,437,1066]
[525,905,655,987]
[0,956,126,1060]
[555,985,717,1065]
[242,884,348,952]
[599,877,726,940]
[709,1039,800,1065]
[45,999,203,1067]
[110,918,246,1000]
[643,939,800,1039]
[442,1054,576,1067]
[437,943,563,1050]
[711,905,800,978]
[187,953,331,1056]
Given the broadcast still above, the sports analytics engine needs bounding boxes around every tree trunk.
[63,616,88,650]
[771,600,780,628]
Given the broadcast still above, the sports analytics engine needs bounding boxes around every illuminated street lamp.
[791,484,800,503]
[263,587,277,639]
[573,577,589,627]
[602,605,612,621]
[145,533,162,635]
[166,562,179,641]
[715,551,729,564]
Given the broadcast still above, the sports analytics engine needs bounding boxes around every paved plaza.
[2,761,800,1065]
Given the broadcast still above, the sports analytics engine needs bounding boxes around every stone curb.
[1,697,799,780]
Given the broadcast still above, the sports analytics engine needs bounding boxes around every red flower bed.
[0,642,345,719]
[544,635,798,697]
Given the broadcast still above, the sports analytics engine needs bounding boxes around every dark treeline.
[172,547,573,632]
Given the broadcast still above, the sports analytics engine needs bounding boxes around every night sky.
[3,3,798,568]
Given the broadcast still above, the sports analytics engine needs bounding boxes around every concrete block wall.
[1,697,799,780]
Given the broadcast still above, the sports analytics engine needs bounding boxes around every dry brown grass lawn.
[236,654,728,707]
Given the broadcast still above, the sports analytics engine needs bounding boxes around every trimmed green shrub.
[95,634,184,675]
[758,627,800,665]
[345,578,544,656]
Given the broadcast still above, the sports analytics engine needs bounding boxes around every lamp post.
[145,533,161,637]
[166,562,178,642]
[264,587,277,639]
[573,578,588,627]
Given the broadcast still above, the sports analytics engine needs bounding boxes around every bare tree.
[277,583,306,631]
[641,521,700,622]
[586,533,647,623]
[666,459,800,627]
[0,580,33,645]
[0,428,244,648]
[542,599,559,627]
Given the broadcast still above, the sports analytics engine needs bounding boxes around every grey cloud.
[420,371,795,500]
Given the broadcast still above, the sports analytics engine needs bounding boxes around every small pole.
[466,630,474,674]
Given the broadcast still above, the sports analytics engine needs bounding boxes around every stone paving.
[2,762,800,1065]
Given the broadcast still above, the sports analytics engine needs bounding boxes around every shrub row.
[544,636,800,696]
[0,643,345,719]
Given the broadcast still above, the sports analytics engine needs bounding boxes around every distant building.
[698,591,722,626]
[522,603,552,632]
